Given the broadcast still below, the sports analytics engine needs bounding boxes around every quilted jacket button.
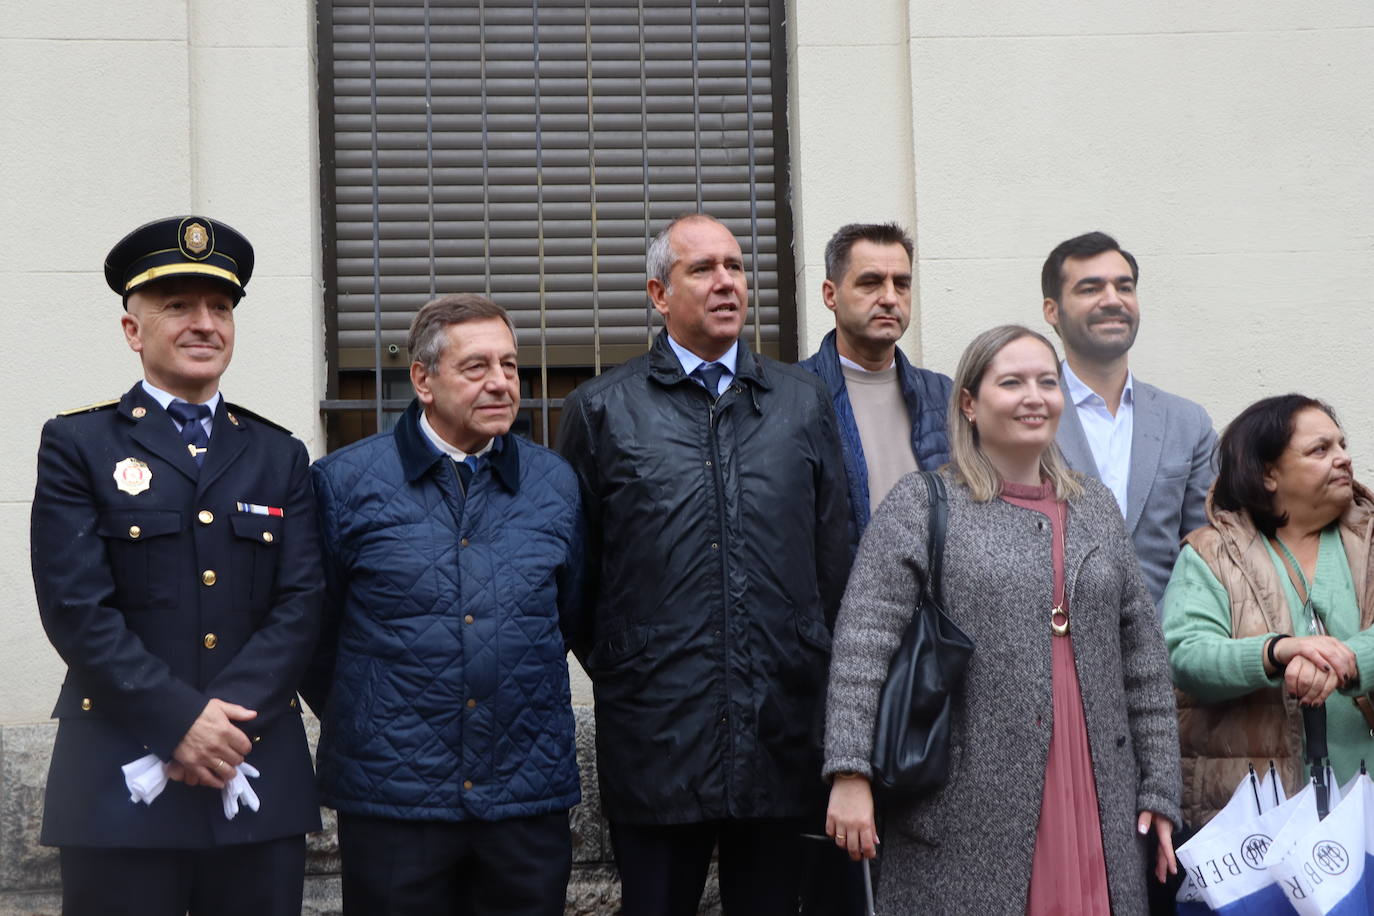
[463,780,473,790]
[466,698,477,709]
[81,698,93,711]
[464,614,474,624]
[461,537,469,547]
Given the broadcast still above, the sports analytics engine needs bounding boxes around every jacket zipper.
[706,384,737,810]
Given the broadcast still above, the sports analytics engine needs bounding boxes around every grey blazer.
[1057,377,1216,605]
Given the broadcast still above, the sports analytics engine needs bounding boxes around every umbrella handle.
[1303,705,1331,818]
[1302,705,1329,761]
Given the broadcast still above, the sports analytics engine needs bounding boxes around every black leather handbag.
[870,471,975,794]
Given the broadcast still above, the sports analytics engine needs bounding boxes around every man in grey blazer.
[1042,231,1216,607]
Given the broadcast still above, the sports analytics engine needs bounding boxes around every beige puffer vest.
[1176,484,1374,827]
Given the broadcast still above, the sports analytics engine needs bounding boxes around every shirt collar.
[141,379,222,416]
[418,409,496,462]
[1060,360,1133,408]
[838,354,896,372]
[666,334,739,379]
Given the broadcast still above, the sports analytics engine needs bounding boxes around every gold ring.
[214,758,225,771]
[836,833,847,840]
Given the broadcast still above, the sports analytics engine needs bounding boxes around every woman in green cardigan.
[1163,394,1374,826]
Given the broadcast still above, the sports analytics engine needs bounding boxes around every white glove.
[221,760,261,820]
[121,753,169,805]
[121,754,264,820]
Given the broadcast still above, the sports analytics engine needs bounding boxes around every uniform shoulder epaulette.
[56,398,120,417]
[224,402,294,436]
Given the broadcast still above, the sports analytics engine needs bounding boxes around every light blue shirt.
[141,380,220,441]
[1061,361,1134,516]
[667,335,739,396]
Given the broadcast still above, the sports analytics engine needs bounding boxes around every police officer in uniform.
[30,216,324,915]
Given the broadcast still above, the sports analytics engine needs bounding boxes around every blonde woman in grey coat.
[823,325,1181,915]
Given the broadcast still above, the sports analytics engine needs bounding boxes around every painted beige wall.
[790,1,1374,468]
[1,0,323,723]
[5,0,1372,724]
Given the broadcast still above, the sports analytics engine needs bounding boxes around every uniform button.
[710,542,719,550]
[203,633,218,649]
[464,614,475,624]
[705,459,712,467]
[262,531,274,543]
[466,698,477,709]
[254,735,262,743]
[80,698,92,711]
[128,525,141,539]
[198,510,214,525]
[289,697,297,708]
[463,780,474,790]
[201,569,217,586]
[460,537,470,547]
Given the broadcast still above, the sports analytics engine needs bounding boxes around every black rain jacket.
[558,331,852,824]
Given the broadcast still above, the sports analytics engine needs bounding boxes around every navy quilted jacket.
[303,400,583,822]
[798,330,953,546]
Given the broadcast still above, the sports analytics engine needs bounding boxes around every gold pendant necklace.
[1049,500,1069,637]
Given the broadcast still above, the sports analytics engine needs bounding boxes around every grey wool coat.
[824,470,1181,915]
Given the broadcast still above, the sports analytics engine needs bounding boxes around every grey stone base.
[0,709,722,915]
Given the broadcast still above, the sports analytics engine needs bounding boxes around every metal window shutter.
[325,0,787,370]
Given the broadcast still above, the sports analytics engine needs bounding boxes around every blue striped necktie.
[166,400,212,468]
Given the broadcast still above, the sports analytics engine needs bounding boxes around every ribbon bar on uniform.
[236,501,284,517]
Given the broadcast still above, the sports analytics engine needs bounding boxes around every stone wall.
[0,709,718,915]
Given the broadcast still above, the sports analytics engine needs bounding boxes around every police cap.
[105,216,254,307]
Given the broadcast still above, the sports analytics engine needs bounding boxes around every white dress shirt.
[1061,361,1134,517]
[418,410,494,462]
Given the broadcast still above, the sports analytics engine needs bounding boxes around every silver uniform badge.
[113,457,153,495]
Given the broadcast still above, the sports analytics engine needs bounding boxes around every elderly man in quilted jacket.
[303,294,583,916]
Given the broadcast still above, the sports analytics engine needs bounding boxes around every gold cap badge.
[183,222,210,255]
[113,457,153,495]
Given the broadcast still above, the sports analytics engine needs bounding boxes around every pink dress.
[1001,480,1111,915]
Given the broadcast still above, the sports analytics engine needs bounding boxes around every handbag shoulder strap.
[921,471,949,604]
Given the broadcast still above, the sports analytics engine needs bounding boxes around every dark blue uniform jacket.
[31,382,324,848]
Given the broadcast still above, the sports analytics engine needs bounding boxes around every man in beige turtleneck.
[800,223,952,551]
[797,224,952,914]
